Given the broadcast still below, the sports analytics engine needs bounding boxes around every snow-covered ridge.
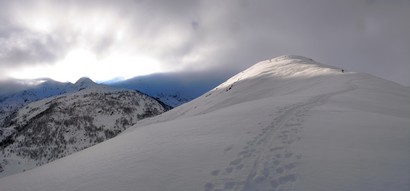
[136,55,348,127]
[0,55,409,191]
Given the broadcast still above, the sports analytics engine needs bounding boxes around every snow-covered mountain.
[0,55,409,191]
[0,77,104,136]
[0,79,71,130]
[106,72,229,107]
[0,79,169,177]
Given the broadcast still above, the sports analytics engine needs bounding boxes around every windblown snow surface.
[0,55,409,191]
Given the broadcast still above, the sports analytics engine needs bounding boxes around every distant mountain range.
[0,78,87,132]
[0,78,169,177]
[105,71,230,107]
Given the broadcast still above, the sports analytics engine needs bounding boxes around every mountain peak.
[268,55,341,70]
[74,77,96,88]
[270,55,315,62]
[217,55,343,91]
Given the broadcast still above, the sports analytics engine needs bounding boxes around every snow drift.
[0,55,409,191]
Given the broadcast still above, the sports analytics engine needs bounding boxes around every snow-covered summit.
[221,55,341,86]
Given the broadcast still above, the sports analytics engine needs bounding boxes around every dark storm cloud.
[0,0,409,86]
[0,30,65,66]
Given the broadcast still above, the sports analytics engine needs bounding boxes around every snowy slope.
[0,55,409,191]
[0,79,169,178]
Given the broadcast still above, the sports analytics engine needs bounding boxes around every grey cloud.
[0,0,409,86]
[92,35,115,58]
[183,0,410,85]
[0,80,28,95]
[0,31,66,67]
[191,21,199,30]
[0,78,47,95]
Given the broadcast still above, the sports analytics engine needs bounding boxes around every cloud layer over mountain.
[0,0,409,85]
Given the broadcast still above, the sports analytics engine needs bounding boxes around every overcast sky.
[0,0,409,87]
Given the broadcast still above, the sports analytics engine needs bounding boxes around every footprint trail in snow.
[205,79,358,191]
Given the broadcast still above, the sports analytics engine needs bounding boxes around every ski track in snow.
[204,78,360,191]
